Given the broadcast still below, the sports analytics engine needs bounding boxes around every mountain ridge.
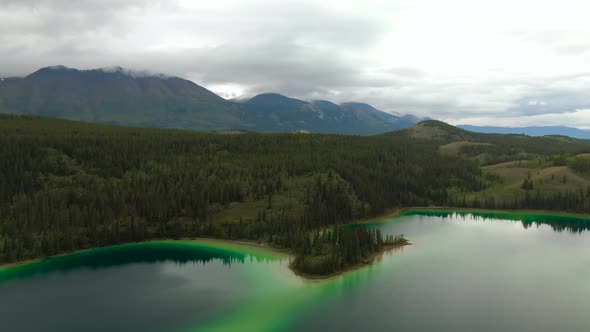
[0,65,425,135]
[459,125,590,139]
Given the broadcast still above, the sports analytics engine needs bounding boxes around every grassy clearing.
[482,160,527,170]
[439,141,493,155]
[471,159,590,204]
[575,153,590,159]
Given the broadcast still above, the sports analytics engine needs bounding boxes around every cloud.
[449,109,590,130]
[1,0,590,126]
[509,90,590,116]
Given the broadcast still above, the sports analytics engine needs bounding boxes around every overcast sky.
[1,0,590,128]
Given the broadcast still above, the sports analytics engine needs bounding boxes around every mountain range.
[0,66,425,134]
[458,125,590,139]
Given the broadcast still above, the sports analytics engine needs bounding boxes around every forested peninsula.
[2,115,590,276]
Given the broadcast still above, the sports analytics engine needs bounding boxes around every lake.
[1,211,590,332]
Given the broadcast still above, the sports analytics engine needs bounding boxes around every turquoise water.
[1,212,590,331]
[0,240,306,332]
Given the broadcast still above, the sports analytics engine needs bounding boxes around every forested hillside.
[3,115,590,272]
[0,115,480,264]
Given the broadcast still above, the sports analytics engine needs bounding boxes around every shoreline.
[0,237,288,272]
[2,207,589,279]
[357,206,590,225]
[0,235,410,282]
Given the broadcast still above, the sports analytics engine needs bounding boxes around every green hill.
[397,120,590,165]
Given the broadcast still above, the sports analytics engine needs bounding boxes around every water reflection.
[290,212,590,332]
[406,210,590,234]
[0,241,278,282]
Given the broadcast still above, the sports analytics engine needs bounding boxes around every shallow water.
[1,212,590,332]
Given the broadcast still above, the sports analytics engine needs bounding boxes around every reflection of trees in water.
[519,219,590,233]
[1,243,277,282]
[410,211,590,234]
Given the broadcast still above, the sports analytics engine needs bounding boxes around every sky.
[1,0,590,128]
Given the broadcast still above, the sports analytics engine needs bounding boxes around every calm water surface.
[1,212,590,332]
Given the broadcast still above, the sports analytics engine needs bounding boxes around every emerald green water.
[2,211,590,331]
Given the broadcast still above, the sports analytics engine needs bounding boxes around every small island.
[290,226,409,278]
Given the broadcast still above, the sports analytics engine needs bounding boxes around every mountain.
[0,65,242,130]
[236,94,423,134]
[400,120,478,141]
[0,66,425,135]
[246,92,307,106]
[458,125,590,139]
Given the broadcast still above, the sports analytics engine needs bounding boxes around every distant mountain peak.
[247,93,307,106]
[340,102,379,112]
[312,100,340,109]
[29,65,175,80]
[46,65,75,71]
[29,65,75,75]
[250,92,290,99]
[97,66,174,79]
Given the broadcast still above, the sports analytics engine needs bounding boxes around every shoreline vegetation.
[290,235,410,280]
[3,207,589,279]
[290,226,410,278]
[0,234,409,280]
